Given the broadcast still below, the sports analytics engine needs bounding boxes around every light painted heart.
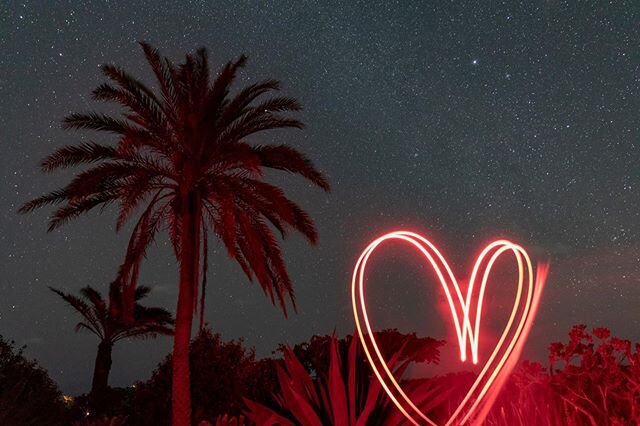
[351,231,548,425]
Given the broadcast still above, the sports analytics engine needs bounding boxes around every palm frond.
[215,79,281,131]
[26,43,328,354]
[74,321,102,338]
[61,162,134,200]
[251,96,303,113]
[193,47,209,102]
[238,177,319,243]
[199,220,208,333]
[40,142,117,172]
[134,285,152,300]
[79,286,108,321]
[48,191,118,231]
[139,41,179,114]
[115,175,166,231]
[96,65,171,142]
[111,303,174,342]
[62,112,140,134]
[253,144,330,191]
[215,107,304,145]
[116,191,169,316]
[205,141,262,176]
[252,216,296,315]
[201,55,247,127]
[17,189,68,214]
[50,287,105,339]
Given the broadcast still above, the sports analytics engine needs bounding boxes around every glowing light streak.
[351,230,548,425]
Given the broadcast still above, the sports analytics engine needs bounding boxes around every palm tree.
[50,282,173,412]
[20,42,329,425]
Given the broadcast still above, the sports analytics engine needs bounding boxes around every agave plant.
[244,335,447,425]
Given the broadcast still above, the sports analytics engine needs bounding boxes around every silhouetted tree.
[0,335,67,425]
[132,329,277,426]
[284,329,445,378]
[50,283,173,413]
[20,42,329,425]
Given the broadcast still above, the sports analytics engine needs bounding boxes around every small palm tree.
[50,282,173,412]
[20,42,329,425]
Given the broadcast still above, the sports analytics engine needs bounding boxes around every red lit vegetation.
[3,326,638,425]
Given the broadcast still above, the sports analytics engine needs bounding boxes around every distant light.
[472,59,478,65]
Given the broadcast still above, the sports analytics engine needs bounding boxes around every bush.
[0,335,67,425]
[484,325,640,425]
[283,329,444,378]
[131,328,277,425]
[67,387,134,421]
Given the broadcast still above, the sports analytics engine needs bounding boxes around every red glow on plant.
[351,230,548,425]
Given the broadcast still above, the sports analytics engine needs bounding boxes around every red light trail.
[351,231,548,425]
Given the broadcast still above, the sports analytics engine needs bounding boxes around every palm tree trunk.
[90,340,113,413]
[172,191,200,426]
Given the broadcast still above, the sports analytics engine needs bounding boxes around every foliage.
[0,335,67,425]
[547,325,640,424]
[51,282,172,414]
[248,327,640,425]
[67,387,135,421]
[4,325,639,425]
[19,42,330,321]
[245,333,446,425]
[131,328,277,425]
[484,325,640,425]
[21,41,329,425]
[50,283,174,345]
[283,329,444,378]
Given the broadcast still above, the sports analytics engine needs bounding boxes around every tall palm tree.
[20,42,329,425]
[50,282,173,412]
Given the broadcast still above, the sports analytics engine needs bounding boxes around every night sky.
[1,1,639,395]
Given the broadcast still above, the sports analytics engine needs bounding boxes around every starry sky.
[1,1,639,395]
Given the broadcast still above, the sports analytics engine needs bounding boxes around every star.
[0,0,638,397]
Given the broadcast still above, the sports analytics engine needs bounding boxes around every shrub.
[0,335,67,425]
[131,328,276,425]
